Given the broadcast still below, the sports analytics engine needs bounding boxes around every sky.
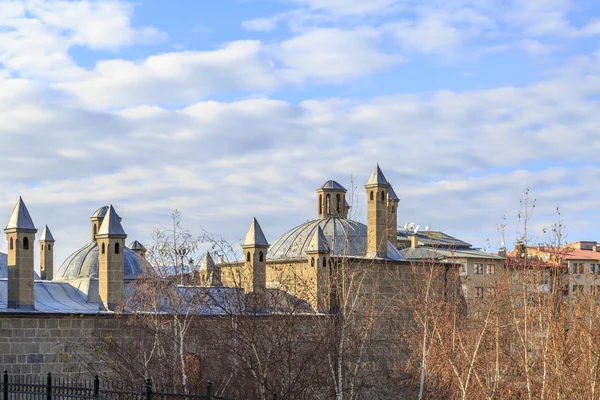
[1,0,600,265]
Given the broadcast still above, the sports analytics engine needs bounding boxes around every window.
[23,237,29,250]
[101,243,105,254]
[42,244,44,251]
[326,194,331,214]
[381,191,385,202]
[573,262,585,274]
[48,245,51,251]
[115,242,120,254]
[486,264,495,274]
[462,284,468,298]
[246,252,251,262]
[322,257,327,267]
[319,195,322,215]
[9,238,13,250]
[93,224,97,238]
[370,191,373,201]
[591,264,596,274]
[573,285,584,296]
[336,193,341,213]
[259,251,263,262]
[562,285,569,296]
[475,287,484,298]
[460,264,467,276]
[474,263,484,274]
[487,287,496,298]
[311,257,314,267]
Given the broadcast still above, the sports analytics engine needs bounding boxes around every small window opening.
[23,237,29,250]
[322,257,327,267]
[115,242,120,254]
[326,194,331,214]
[93,224,97,238]
[336,194,341,213]
[311,257,315,267]
[9,238,13,250]
[101,243,106,254]
[370,191,373,201]
[246,252,251,262]
[381,191,385,202]
[259,251,264,262]
[48,244,51,251]
[319,194,322,215]
[41,244,44,251]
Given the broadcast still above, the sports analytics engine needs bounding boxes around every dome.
[268,217,402,261]
[54,243,153,281]
[318,180,347,191]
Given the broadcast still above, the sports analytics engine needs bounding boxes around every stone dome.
[54,243,153,281]
[268,217,402,261]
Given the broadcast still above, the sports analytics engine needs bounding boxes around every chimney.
[410,234,418,249]
[96,205,127,311]
[39,225,55,280]
[498,247,507,258]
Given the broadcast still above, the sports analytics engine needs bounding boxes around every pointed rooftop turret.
[306,226,330,253]
[365,164,390,187]
[5,197,36,232]
[40,225,55,242]
[199,251,217,271]
[242,218,268,247]
[97,205,127,238]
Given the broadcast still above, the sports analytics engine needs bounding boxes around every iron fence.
[0,371,231,400]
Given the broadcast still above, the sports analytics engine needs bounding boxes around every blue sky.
[1,0,600,264]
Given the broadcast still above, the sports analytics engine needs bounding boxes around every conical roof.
[365,164,390,187]
[5,197,36,232]
[97,205,127,238]
[388,186,399,201]
[40,225,55,242]
[91,205,121,221]
[242,218,268,247]
[128,240,145,250]
[199,251,217,271]
[306,226,330,253]
[318,180,347,191]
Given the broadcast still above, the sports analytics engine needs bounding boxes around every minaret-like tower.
[305,226,331,312]
[365,165,390,258]
[317,180,349,219]
[128,240,147,259]
[199,251,221,287]
[96,205,127,311]
[241,218,269,294]
[39,225,55,280]
[4,197,37,309]
[387,186,400,248]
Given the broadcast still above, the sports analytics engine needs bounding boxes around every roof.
[397,230,472,249]
[199,252,217,271]
[242,218,269,247]
[54,242,153,281]
[365,164,390,187]
[400,247,504,262]
[268,217,403,261]
[5,197,36,232]
[318,180,347,191]
[388,186,399,201]
[96,205,127,238]
[91,206,121,221]
[128,240,145,251]
[306,226,330,253]
[40,225,55,242]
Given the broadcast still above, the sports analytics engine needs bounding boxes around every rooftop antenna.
[413,225,420,235]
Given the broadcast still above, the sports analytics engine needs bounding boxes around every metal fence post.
[46,373,52,400]
[206,381,213,400]
[3,371,7,400]
[145,377,152,400]
[94,375,99,398]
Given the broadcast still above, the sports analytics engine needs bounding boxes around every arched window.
[311,257,314,267]
[41,244,44,251]
[319,194,322,215]
[336,194,341,213]
[370,191,374,201]
[322,257,327,267]
[381,191,385,202]
[246,252,251,262]
[259,251,264,262]
[326,194,331,214]
[115,242,120,254]
[48,245,51,251]
[391,207,395,214]
[101,243,106,254]
[23,237,29,250]
[9,237,13,250]
[93,224,97,238]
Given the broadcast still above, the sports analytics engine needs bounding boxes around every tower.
[39,225,55,280]
[241,218,268,294]
[96,205,127,311]
[365,165,390,258]
[128,240,147,259]
[317,180,349,219]
[90,206,121,243]
[305,226,331,312]
[199,251,221,286]
[387,186,400,248]
[4,197,37,309]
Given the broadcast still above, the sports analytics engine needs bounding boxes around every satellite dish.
[408,222,415,230]
[413,225,420,235]
[403,223,408,230]
[425,225,430,231]
[545,252,550,260]
[500,241,505,248]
